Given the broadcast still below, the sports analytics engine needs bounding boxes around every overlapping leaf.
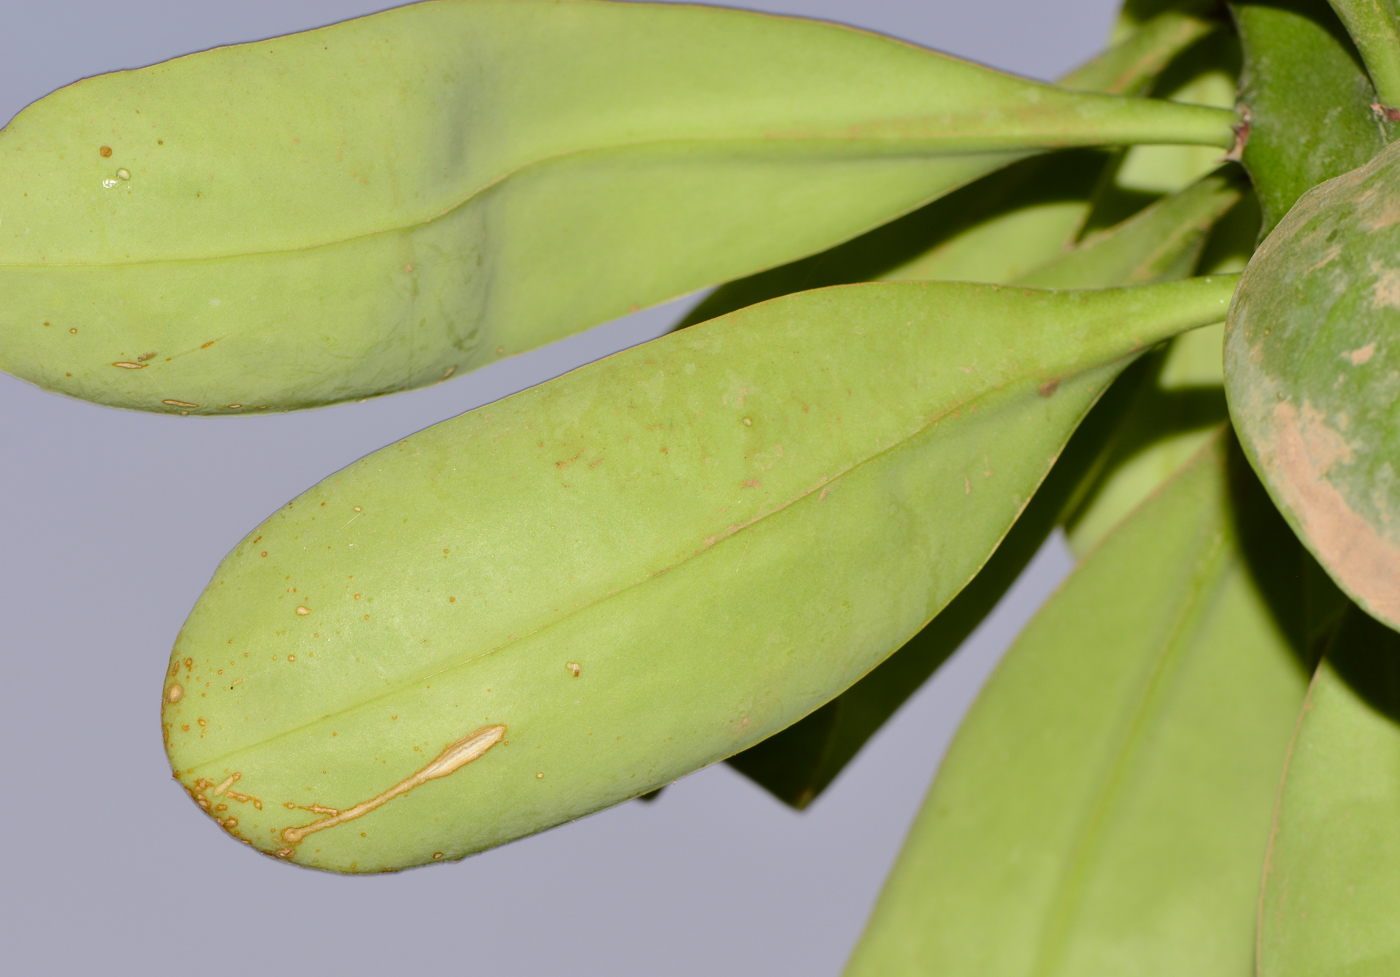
[844,432,1311,976]
[0,0,1237,413]
[1258,606,1400,974]
[679,4,1224,329]
[161,275,1235,871]
[728,166,1245,806]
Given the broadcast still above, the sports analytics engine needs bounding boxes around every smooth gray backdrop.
[0,2,1115,974]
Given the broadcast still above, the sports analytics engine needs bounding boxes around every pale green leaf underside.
[0,0,1236,413]
[844,432,1308,976]
[162,275,1234,872]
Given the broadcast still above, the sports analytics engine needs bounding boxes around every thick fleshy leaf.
[161,275,1236,872]
[1233,0,1386,234]
[728,169,1244,807]
[1226,141,1400,629]
[680,5,1222,329]
[1258,606,1400,974]
[0,0,1237,415]
[844,432,1311,977]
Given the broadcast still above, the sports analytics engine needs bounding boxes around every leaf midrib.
[1029,515,1231,977]
[1,136,1025,270]
[190,356,1101,772]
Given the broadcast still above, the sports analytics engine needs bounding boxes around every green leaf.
[1258,606,1400,975]
[1225,140,1400,630]
[844,431,1311,977]
[1016,164,1245,287]
[1065,326,1229,553]
[679,5,1224,329]
[675,150,1107,329]
[1065,183,1260,553]
[1093,25,1241,219]
[1063,3,1223,97]
[0,0,1237,415]
[728,168,1245,809]
[161,275,1236,872]
[1233,0,1387,234]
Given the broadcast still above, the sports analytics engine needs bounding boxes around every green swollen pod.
[162,274,1236,872]
[0,0,1237,413]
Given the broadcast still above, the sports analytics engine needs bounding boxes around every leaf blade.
[844,432,1310,976]
[0,0,1238,412]
[161,275,1236,871]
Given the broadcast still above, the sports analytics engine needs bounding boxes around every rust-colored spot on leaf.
[98,146,112,158]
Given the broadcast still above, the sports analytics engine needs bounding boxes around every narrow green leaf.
[1225,140,1400,630]
[1080,25,1241,235]
[1325,0,1400,107]
[1061,4,1222,97]
[0,0,1237,415]
[729,169,1245,808]
[1259,606,1400,975]
[161,275,1236,872]
[1016,164,1245,287]
[1233,0,1387,234]
[844,432,1311,977]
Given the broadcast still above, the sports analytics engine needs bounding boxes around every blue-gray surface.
[0,2,1107,973]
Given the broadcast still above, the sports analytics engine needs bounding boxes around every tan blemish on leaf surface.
[1372,269,1400,309]
[1363,193,1400,231]
[1265,401,1400,625]
[280,724,505,846]
[1346,343,1377,366]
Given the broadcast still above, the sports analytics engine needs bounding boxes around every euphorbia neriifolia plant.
[3,0,1399,972]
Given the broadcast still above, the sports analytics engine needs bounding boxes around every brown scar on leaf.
[1263,401,1400,625]
[280,725,506,846]
[213,772,241,796]
[1037,379,1059,398]
[225,790,263,810]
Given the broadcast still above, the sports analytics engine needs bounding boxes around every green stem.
[1327,0,1400,108]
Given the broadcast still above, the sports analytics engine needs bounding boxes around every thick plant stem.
[1327,0,1400,108]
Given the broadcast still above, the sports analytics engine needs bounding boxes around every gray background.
[0,2,1115,973]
